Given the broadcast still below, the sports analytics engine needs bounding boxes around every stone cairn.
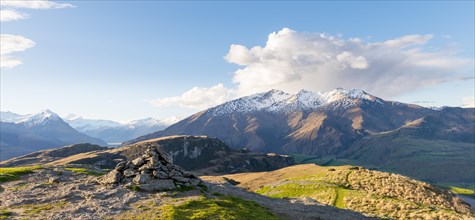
[101,145,202,191]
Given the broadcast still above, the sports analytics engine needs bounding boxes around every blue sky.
[1,1,474,121]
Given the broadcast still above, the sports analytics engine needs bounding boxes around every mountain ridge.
[124,88,475,185]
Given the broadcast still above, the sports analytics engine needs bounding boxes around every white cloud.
[462,97,475,108]
[0,0,75,9]
[150,84,231,110]
[0,9,28,22]
[0,34,35,68]
[152,28,471,110]
[1,1,73,68]
[225,28,471,97]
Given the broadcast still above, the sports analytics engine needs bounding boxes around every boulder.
[115,161,127,171]
[133,174,151,184]
[123,169,135,177]
[153,170,168,179]
[101,170,122,184]
[131,157,145,166]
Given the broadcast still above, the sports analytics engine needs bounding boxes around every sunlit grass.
[0,166,42,183]
[160,195,280,220]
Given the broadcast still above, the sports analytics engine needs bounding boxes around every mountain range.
[125,88,475,185]
[0,110,179,160]
[64,114,179,143]
[0,110,106,160]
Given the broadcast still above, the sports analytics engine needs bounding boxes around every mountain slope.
[339,107,475,183]
[204,164,473,219]
[126,88,433,155]
[3,135,295,175]
[124,89,474,185]
[0,110,106,160]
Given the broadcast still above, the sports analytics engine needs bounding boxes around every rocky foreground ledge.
[0,147,370,219]
[100,145,202,191]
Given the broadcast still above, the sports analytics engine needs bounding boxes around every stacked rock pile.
[101,145,202,191]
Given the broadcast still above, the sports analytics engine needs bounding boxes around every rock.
[182,171,197,178]
[189,178,202,186]
[157,147,173,163]
[133,174,151,184]
[161,166,169,174]
[132,157,145,166]
[101,144,202,191]
[172,176,190,183]
[48,176,61,184]
[168,169,182,178]
[137,179,175,191]
[149,156,161,167]
[140,169,152,174]
[153,170,168,179]
[101,170,122,184]
[123,168,136,178]
[115,161,127,171]
[138,164,152,172]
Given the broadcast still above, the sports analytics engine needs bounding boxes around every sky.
[1,1,474,122]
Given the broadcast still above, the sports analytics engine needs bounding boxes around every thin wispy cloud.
[0,0,75,9]
[0,0,74,69]
[153,28,472,110]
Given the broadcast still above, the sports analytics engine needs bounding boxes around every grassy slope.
[212,164,473,220]
[343,135,475,184]
[115,195,280,220]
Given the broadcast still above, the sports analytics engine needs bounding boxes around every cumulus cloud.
[152,28,471,110]
[0,9,28,22]
[150,84,231,110]
[0,0,75,9]
[0,34,35,68]
[225,28,471,97]
[461,97,475,108]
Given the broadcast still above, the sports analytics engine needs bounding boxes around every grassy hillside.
[209,164,474,220]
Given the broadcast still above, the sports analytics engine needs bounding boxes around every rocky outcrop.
[101,145,202,191]
[19,136,295,175]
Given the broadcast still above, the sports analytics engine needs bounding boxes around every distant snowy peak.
[17,109,63,127]
[65,115,122,130]
[126,116,180,129]
[207,88,384,116]
[0,111,24,122]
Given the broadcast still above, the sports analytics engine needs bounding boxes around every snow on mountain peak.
[18,109,62,127]
[207,88,382,116]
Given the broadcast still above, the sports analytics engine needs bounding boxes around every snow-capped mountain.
[207,88,383,116]
[0,110,106,160]
[65,115,180,143]
[15,109,63,127]
[0,111,23,122]
[64,114,122,131]
[125,88,435,154]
